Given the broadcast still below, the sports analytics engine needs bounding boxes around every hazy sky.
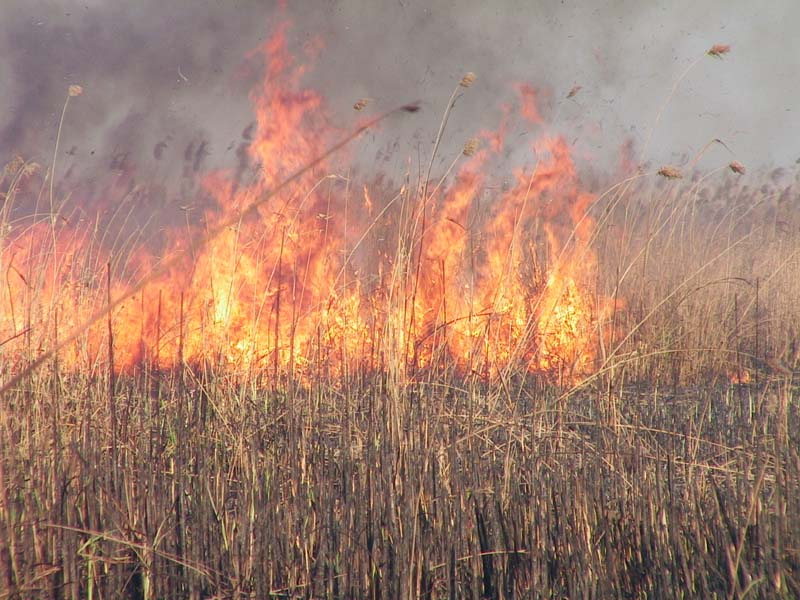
[1,0,798,192]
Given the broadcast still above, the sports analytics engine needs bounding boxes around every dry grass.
[596,168,800,388]
[1,153,799,599]
[2,367,798,599]
[1,46,799,596]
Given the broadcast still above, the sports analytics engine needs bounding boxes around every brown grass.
[2,48,799,596]
[1,153,800,599]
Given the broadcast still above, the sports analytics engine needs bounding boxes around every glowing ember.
[729,369,751,385]
[0,23,617,384]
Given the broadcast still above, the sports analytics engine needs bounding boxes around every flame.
[729,369,751,385]
[516,83,544,125]
[1,23,618,385]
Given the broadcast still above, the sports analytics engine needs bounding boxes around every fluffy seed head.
[462,137,479,157]
[657,166,683,180]
[566,85,582,99]
[729,160,746,175]
[3,157,38,177]
[460,72,476,88]
[68,85,83,97]
[707,44,731,58]
[4,156,25,175]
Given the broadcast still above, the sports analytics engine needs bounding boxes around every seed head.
[707,44,731,58]
[729,160,746,175]
[4,156,25,175]
[460,72,476,88]
[462,137,479,157]
[566,85,582,99]
[657,166,683,180]
[68,85,83,97]
[353,98,371,111]
[3,157,38,177]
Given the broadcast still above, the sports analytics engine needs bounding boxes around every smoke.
[0,1,269,187]
[2,0,798,200]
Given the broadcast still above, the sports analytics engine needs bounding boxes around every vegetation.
[1,38,799,599]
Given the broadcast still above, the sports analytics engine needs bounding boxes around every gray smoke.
[2,0,798,200]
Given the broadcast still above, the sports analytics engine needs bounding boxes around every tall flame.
[0,23,616,384]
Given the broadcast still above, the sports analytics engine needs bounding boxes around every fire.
[729,369,751,385]
[536,271,595,373]
[0,22,617,384]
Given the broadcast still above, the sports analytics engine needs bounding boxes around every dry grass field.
[1,33,798,600]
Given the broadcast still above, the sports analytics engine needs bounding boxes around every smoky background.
[1,0,798,213]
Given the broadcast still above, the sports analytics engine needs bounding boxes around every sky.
[1,0,798,196]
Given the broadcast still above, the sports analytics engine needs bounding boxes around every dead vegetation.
[1,159,800,599]
[1,38,799,599]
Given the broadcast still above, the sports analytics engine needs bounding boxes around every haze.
[1,0,798,190]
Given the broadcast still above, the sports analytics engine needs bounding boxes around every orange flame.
[1,23,618,385]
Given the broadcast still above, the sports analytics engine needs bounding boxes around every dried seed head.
[68,84,83,97]
[460,72,476,88]
[353,98,371,111]
[566,85,582,99]
[657,166,683,180]
[707,44,731,58]
[462,137,480,157]
[4,156,25,175]
[729,160,746,175]
[4,157,38,177]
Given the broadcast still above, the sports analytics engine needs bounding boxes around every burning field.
[1,26,614,385]
[1,7,800,600]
